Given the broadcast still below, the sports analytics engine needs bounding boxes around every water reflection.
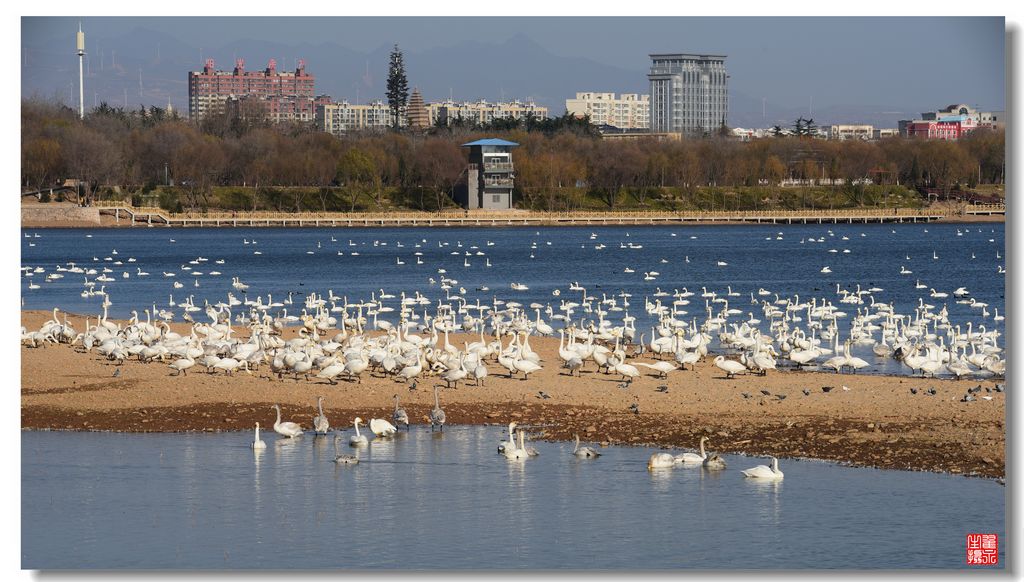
[22,428,1005,570]
[745,479,783,528]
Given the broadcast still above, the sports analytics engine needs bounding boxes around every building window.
[492,194,501,204]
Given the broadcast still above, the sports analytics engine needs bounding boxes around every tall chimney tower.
[76,23,85,119]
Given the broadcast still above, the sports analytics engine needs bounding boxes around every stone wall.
[21,205,101,227]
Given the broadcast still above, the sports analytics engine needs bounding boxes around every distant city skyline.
[21,16,1005,127]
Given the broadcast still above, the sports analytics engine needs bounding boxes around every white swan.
[272,404,303,438]
[349,417,368,446]
[674,436,709,465]
[251,422,266,449]
[648,452,676,469]
[714,355,746,378]
[503,429,529,461]
[498,422,517,454]
[742,456,784,480]
[369,418,398,437]
[572,433,601,458]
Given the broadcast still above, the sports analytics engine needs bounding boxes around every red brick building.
[188,58,319,122]
[904,119,970,140]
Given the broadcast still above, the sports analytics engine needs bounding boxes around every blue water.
[21,428,1004,569]
[21,223,1005,376]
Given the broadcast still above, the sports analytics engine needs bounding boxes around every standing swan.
[430,386,446,432]
[272,404,303,438]
[392,394,410,431]
[312,396,330,435]
[369,418,398,437]
[349,417,368,446]
[572,434,601,458]
[251,422,266,449]
[741,456,784,480]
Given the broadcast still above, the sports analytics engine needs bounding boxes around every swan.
[714,355,746,378]
[674,436,709,465]
[272,404,303,438]
[312,396,330,435]
[742,456,784,480]
[349,417,369,446]
[572,434,601,458]
[648,452,676,469]
[703,453,727,470]
[498,422,517,454]
[503,429,529,461]
[369,418,398,437]
[392,394,410,430]
[251,422,266,449]
[430,386,446,432]
[333,436,359,464]
[168,355,195,376]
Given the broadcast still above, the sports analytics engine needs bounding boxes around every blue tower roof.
[461,138,519,147]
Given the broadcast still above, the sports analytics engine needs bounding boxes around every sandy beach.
[21,310,1005,478]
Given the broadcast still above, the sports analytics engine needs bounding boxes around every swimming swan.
[674,436,709,465]
[572,433,601,458]
[251,422,266,449]
[349,417,368,446]
[741,456,784,480]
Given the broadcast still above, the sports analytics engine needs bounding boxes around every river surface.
[21,428,1004,569]
[21,223,1005,376]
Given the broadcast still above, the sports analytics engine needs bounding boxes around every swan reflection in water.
[745,477,783,526]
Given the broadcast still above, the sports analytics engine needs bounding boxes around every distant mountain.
[22,27,644,115]
[21,26,919,127]
[729,91,915,129]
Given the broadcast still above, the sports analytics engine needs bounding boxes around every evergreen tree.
[386,44,409,130]
[772,125,784,137]
[792,117,806,137]
[804,117,817,137]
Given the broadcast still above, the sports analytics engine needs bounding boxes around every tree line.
[22,96,1004,213]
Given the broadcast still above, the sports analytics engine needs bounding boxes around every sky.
[20,16,1006,118]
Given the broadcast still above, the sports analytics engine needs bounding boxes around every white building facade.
[565,92,650,129]
[427,99,548,127]
[648,53,728,135]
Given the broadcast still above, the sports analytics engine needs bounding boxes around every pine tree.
[386,44,409,130]
[804,117,817,138]
[793,117,806,137]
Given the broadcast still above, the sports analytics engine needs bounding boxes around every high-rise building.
[565,92,650,129]
[648,54,728,135]
[188,58,316,121]
[407,88,429,129]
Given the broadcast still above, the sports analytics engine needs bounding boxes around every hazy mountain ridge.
[23,26,919,127]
